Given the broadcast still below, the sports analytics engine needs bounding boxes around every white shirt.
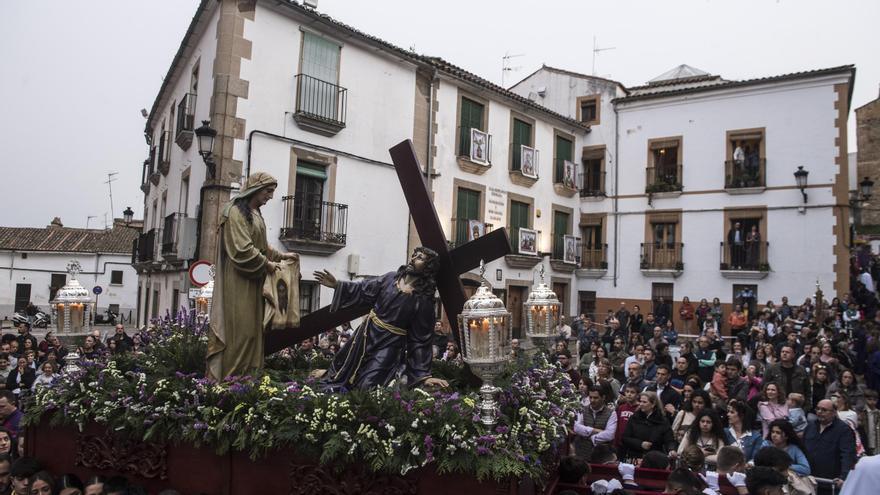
[840,455,880,495]
[860,271,875,293]
[574,404,618,445]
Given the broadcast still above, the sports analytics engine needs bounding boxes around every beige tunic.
[207,206,281,380]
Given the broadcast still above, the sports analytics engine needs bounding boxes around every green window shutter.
[459,98,484,156]
[455,188,481,245]
[555,135,573,182]
[509,200,530,250]
[296,162,328,180]
[553,211,570,259]
[511,119,531,171]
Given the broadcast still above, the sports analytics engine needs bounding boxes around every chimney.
[48,217,63,228]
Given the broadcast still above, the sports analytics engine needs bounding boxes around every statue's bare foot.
[309,369,327,379]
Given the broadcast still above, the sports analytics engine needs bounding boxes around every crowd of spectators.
[545,284,880,495]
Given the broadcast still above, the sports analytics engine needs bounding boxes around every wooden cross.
[264,139,511,354]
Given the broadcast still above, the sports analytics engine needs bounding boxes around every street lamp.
[195,120,217,178]
[122,207,134,226]
[859,176,874,202]
[794,166,809,203]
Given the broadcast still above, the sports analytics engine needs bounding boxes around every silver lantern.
[51,260,93,334]
[523,265,560,352]
[459,262,512,426]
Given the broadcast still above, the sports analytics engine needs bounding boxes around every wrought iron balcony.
[280,196,348,255]
[646,165,683,193]
[161,213,197,262]
[135,229,160,264]
[451,218,493,248]
[580,243,608,269]
[725,159,766,190]
[158,131,171,175]
[720,241,770,275]
[293,74,347,136]
[580,170,606,197]
[640,242,684,271]
[176,93,196,149]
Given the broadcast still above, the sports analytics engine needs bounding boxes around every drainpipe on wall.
[613,104,620,288]
[425,69,438,189]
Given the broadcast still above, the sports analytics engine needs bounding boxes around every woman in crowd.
[0,427,16,460]
[730,340,750,365]
[31,362,57,391]
[745,363,764,402]
[762,343,777,366]
[83,475,106,495]
[621,391,675,460]
[57,474,85,495]
[762,419,811,476]
[750,345,768,368]
[586,345,609,382]
[827,368,865,411]
[593,358,620,402]
[710,297,724,332]
[818,341,841,381]
[6,356,35,396]
[106,339,120,355]
[725,399,763,461]
[662,321,678,346]
[676,410,728,467]
[810,363,831,413]
[679,296,694,333]
[27,470,54,495]
[696,298,712,333]
[757,382,788,437]
[672,388,711,442]
[832,390,859,428]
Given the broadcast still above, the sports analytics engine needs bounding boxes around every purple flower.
[476,446,490,455]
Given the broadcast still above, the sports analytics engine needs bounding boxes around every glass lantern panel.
[549,305,560,331]
[55,304,65,333]
[70,304,84,333]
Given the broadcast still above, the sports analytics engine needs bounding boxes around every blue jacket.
[760,440,811,476]
[725,428,763,461]
[803,417,856,480]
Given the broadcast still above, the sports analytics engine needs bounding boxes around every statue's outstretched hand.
[283,252,299,261]
[313,269,338,289]
[423,377,449,389]
[265,261,281,274]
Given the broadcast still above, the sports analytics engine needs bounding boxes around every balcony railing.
[281,196,348,246]
[580,243,608,269]
[640,242,684,270]
[135,229,160,263]
[160,213,195,260]
[176,93,196,149]
[720,241,769,271]
[646,165,683,193]
[293,74,347,135]
[451,218,493,248]
[725,159,766,189]
[158,131,171,175]
[580,170,606,197]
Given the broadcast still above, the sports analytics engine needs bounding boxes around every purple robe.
[322,272,435,390]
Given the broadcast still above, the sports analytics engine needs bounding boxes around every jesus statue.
[314,247,449,390]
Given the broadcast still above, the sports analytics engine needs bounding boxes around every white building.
[511,63,856,326]
[138,0,856,337]
[0,218,140,323]
[135,0,591,335]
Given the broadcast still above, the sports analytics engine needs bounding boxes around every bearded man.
[315,247,448,390]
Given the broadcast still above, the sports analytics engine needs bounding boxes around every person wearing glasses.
[804,399,856,493]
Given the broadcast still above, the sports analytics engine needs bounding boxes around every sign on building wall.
[487,187,506,227]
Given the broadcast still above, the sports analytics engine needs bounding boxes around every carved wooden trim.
[289,462,418,495]
[75,432,167,480]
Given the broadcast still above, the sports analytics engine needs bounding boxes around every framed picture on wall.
[563,160,576,189]
[518,228,538,256]
[468,219,485,241]
[563,235,578,264]
[520,145,537,178]
[470,128,489,164]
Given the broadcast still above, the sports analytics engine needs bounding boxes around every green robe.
[207,205,281,379]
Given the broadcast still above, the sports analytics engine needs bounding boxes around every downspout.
[425,69,437,187]
[613,104,620,288]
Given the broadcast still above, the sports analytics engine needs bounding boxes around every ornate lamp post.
[122,206,134,226]
[459,261,512,426]
[794,166,809,203]
[50,261,93,335]
[523,265,561,353]
[195,120,218,179]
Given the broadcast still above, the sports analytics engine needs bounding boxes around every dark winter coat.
[620,409,675,459]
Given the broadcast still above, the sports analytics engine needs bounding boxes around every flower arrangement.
[25,313,579,482]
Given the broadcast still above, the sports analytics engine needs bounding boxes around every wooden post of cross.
[264,139,510,355]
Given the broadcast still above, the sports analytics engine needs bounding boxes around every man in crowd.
[725,359,749,402]
[621,362,646,395]
[573,382,617,460]
[624,344,644,379]
[642,347,658,382]
[8,458,41,495]
[0,393,21,440]
[615,302,630,335]
[764,345,811,411]
[0,454,10,495]
[556,349,580,384]
[644,364,680,421]
[804,399,856,493]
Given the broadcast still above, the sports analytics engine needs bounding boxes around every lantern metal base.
[477,382,500,426]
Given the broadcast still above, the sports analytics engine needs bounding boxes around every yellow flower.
[463,397,476,409]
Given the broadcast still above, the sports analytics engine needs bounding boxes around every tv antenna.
[85,215,97,230]
[591,36,616,76]
[502,52,524,87]
[104,172,118,223]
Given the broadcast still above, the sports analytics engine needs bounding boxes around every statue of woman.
[207,172,298,380]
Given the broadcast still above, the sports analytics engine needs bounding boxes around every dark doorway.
[579,291,597,320]
[507,285,528,339]
[50,274,66,302]
[14,284,31,313]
